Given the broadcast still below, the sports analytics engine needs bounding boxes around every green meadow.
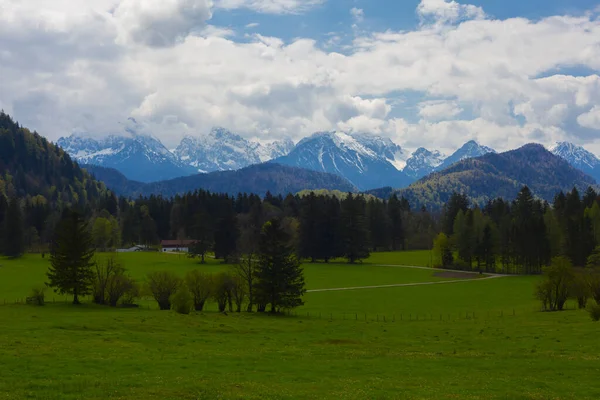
[1,251,599,399]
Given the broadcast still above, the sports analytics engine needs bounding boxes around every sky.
[1,0,600,155]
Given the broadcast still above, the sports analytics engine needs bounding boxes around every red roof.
[161,240,197,247]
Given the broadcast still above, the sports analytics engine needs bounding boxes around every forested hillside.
[83,163,357,198]
[396,144,596,209]
[0,112,117,254]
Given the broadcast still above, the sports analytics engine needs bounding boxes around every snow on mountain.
[436,140,495,171]
[272,131,411,191]
[550,142,600,183]
[350,133,409,170]
[57,132,195,183]
[403,148,446,180]
[174,128,294,172]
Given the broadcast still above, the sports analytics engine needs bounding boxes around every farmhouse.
[160,240,197,253]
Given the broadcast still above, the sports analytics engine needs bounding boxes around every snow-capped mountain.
[271,131,411,191]
[550,142,600,183]
[436,140,495,171]
[351,133,409,170]
[174,128,294,173]
[57,133,195,183]
[403,148,446,180]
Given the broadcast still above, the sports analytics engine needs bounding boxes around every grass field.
[1,251,599,399]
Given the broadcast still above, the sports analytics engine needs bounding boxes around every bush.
[171,288,193,315]
[587,303,600,321]
[185,270,213,311]
[146,271,181,310]
[27,286,46,306]
[536,257,575,311]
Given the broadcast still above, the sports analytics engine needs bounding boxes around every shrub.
[146,271,181,310]
[536,257,575,311]
[171,288,193,315]
[213,272,234,312]
[587,303,600,321]
[28,286,46,306]
[185,270,213,311]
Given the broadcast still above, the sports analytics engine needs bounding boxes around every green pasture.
[1,251,598,399]
[0,251,440,303]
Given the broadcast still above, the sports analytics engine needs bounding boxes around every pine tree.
[3,197,24,258]
[341,193,370,263]
[46,211,96,304]
[254,219,305,313]
[387,194,405,250]
[298,192,320,262]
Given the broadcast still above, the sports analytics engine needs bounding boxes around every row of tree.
[44,210,305,313]
[434,186,600,274]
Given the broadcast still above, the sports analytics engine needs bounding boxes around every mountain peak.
[549,141,600,182]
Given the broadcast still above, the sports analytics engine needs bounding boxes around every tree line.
[433,186,600,274]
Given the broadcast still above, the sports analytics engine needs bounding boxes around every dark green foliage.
[341,194,371,263]
[536,257,575,311]
[254,219,306,313]
[588,303,600,321]
[27,286,46,306]
[213,198,239,262]
[171,288,193,315]
[188,210,214,263]
[443,192,469,235]
[46,211,96,304]
[3,197,24,258]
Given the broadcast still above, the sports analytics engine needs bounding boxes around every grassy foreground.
[1,251,599,399]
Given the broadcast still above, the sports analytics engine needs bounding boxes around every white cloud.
[578,106,600,130]
[214,0,324,14]
[417,0,485,24]
[418,100,463,120]
[113,0,213,47]
[245,22,260,28]
[1,0,600,154]
[350,8,364,23]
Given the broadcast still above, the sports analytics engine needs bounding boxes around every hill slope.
[0,112,108,206]
[397,144,596,208]
[84,163,357,198]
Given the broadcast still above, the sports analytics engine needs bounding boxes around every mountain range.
[82,163,357,198]
[59,129,505,190]
[58,124,600,192]
[396,144,597,209]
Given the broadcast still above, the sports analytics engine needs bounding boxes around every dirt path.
[307,274,506,293]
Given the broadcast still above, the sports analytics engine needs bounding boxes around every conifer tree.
[254,219,305,313]
[46,211,96,304]
[3,196,24,258]
[341,193,370,263]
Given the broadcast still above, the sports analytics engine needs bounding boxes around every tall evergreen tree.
[341,193,370,263]
[46,211,96,304]
[443,192,469,235]
[3,197,24,257]
[254,219,305,313]
[388,194,405,250]
[298,192,320,262]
